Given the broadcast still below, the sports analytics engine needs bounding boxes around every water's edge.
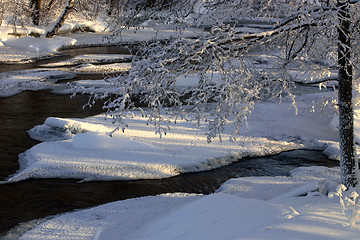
[0,46,339,236]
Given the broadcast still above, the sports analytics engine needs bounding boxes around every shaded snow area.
[13,193,202,240]
[0,69,76,97]
[14,167,360,240]
[57,79,115,95]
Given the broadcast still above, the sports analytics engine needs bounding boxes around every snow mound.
[217,176,309,200]
[12,166,360,240]
[73,54,133,63]
[72,133,158,151]
[45,117,112,133]
[128,193,298,240]
[128,191,360,240]
[70,62,131,73]
[39,54,133,67]
[17,193,202,240]
[0,69,76,97]
[28,117,113,141]
[9,113,301,182]
[4,36,76,52]
[290,166,341,182]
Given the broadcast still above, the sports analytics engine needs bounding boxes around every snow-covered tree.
[46,0,75,38]
[2,0,115,31]
[98,0,360,187]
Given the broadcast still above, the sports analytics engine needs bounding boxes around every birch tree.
[100,0,360,187]
[46,0,75,38]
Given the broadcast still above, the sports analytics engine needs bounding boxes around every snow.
[1,8,360,240]
[0,26,45,42]
[55,72,219,96]
[4,88,354,184]
[69,62,131,73]
[55,79,114,95]
[7,111,301,182]
[15,193,202,240]
[0,69,76,97]
[0,46,56,64]
[6,79,358,239]
[14,167,360,240]
[39,54,133,67]
[4,36,77,53]
[0,22,205,63]
[0,53,133,97]
[72,132,158,151]
[3,88,347,182]
[45,117,112,134]
[129,193,290,240]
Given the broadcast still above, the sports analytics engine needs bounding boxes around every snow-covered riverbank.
[0,21,205,64]
[6,167,360,240]
[3,91,343,183]
[1,13,359,240]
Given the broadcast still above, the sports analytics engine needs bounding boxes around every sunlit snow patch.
[16,193,202,240]
[70,62,131,73]
[4,36,76,53]
[8,113,301,182]
[128,183,360,240]
[73,54,133,63]
[217,176,310,200]
[28,117,113,141]
[39,54,133,67]
[13,167,360,240]
[72,133,158,152]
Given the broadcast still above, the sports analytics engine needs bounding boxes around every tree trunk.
[337,0,358,188]
[108,0,118,16]
[46,0,75,38]
[30,0,43,25]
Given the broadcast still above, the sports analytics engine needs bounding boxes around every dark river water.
[0,46,339,236]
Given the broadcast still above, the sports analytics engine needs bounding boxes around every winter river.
[0,46,339,236]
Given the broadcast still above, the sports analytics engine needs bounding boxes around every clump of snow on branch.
[89,0,360,142]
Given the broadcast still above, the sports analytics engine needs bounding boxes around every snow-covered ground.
[38,54,133,67]
[1,11,360,240]
[0,69,76,97]
[4,67,359,238]
[0,17,206,97]
[3,91,343,183]
[0,19,206,64]
[68,62,131,73]
[7,167,359,240]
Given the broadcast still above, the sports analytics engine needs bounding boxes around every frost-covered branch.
[93,0,359,151]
